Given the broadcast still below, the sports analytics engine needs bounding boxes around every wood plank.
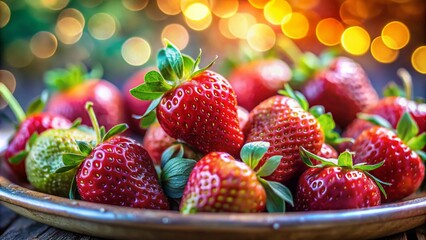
[0,204,18,233]
[0,217,50,239]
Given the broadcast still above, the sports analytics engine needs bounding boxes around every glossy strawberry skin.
[143,122,176,165]
[180,152,266,213]
[46,80,125,131]
[301,57,379,128]
[295,166,381,211]
[122,69,155,135]
[76,136,169,209]
[352,127,425,203]
[246,96,324,184]
[229,59,291,111]
[341,97,426,151]
[311,144,338,166]
[157,70,244,157]
[5,113,71,181]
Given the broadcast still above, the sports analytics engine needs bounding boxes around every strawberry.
[237,106,250,138]
[143,121,199,165]
[180,141,293,213]
[57,102,169,209]
[352,112,425,203]
[277,38,378,128]
[122,68,155,135]
[342,69,426,151]
[317,143,338,159]
[130,41,244,157]
[45,65,125,131]
[0,83,71,181]
[295,147,386,211]
[245,84,349,184]
[228,59,291,111]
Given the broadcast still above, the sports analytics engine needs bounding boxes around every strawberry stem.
[0,82,26,123]
[397,68,412,100]
[85,102,101,144]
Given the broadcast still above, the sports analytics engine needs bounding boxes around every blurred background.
[0,0,425,127]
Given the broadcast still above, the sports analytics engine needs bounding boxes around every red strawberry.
[300,57,378,128]
[130,41,244,157]
[0,83,71,181]
[228,59,291,111]
[352,113,425,203]
[317,143,338,159]
[180,141,293,213]
[342,71,426,151]
[246,90,324,184]
[295,147,384,211]
[45,65,125,130]
[143,121,199,165]
[58,102,169,209]
[122,68,155,135]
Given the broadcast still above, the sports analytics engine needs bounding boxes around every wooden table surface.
[0,203,425,240]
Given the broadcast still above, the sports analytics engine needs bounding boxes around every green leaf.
[295,92,309,111]
[145,71,174,91]
[161,157,197,198]
[84,63,104,80]
[259,178,293,212]
[26,132,38,150]
[357,113,392,129]
[396,112,419,143]
[76,140,93,155]
[240,141,270,169]
[142,97,162,119]
[299,147,337,167]
[309,105,325,118]
[63,153,86,166]
[55,165,77,173]
[364,171,390,199]
[157,40,184,81]
[182,54,195,78]
[130,83,164,100]
[69,176,78,200]
[337,151,353,168]
[383,82,405,98]
[70,118,82,129]
[8,151,28,164]
[354,161,385,171]
[192,49,202,72]
[289,67,310,87]
[415,150,426,162]
[44,65,85,92]
[161,144,183,169]
[280,84,309,111]
[407,133,426,150]
[190,55,218,78]
[102,124,128,141]
[99,126,106,140]
[26,90,49,115]
[257,155,281,177]
[140,110,157,129]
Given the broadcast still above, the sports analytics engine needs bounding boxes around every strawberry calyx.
[279,84,353,146]
[299,147,390,199]
[44,64,103,92]
[358,112,426,161]
[159,144,197,199]
[383,68,412,100]
[130,40,217,128]
[55,102,128,199]
[240,141,293,212]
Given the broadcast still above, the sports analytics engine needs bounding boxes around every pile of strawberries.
[1,40,425,214]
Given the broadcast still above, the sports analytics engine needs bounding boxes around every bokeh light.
[264,0,292,25]
[121,37,151,66]
[370,37,399,63]
[219,18,236,39]
[0,1,11,28]
[381,21,410,50]
[0,70,17,109]
[30,31,58,59]
[247,23,276,52]
[316,18,344,46]
[248,0,269,9]
[411,46,426,74]
[5,40,34,68]
[183,3,210,21]
[88,13,116,40]
[122,0,148,11]
[281,13,309,39]
[157,0,181,15]
[228,13,256,39]
[185,12,212,31]
[161,24,189,50]
[211,0,239,18]
[41,0,69,10]
[290,0,319,10]
[341,26,370,55]
[55,8,85,44]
